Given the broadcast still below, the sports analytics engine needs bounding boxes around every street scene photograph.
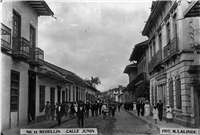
[1,0,200,135]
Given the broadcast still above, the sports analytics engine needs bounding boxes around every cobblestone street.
[53,109,159,135]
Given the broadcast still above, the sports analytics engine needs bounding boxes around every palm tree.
[91,77,101,88]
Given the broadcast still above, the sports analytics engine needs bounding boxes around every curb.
[122,108,160,132]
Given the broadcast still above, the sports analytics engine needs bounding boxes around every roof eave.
[27,1,54,16]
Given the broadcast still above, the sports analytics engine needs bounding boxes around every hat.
[46,101,50,103]
[146,100,149,103]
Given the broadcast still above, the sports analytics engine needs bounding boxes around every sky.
[38,0,152,92]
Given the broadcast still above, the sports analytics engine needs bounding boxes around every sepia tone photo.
[1,0,200,135]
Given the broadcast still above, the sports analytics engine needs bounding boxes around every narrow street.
[53,109,159,135]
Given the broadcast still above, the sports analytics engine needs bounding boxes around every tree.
[85,77,101,88]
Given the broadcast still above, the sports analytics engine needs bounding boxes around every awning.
[27,1,54,16]
[123,63,137,74]
[37,67,73,84]
[184,0,200,18]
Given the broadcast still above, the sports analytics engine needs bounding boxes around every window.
[39,85,45,112]
[10,70,20,112]
[66,89,68,102]
[159,33,162,50]
[166,22,171,43]
[69,89,71,102]
[176,78,182,109]
[50,87,55,104]
[30,25,36,48]
[169,79,174,107]
[13,10,21,38]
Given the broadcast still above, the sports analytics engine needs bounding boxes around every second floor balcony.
[148,50,163,72]
[163,37,178,61]
[30,47,44,66]
[134,72,147,85]
[12,37,30,60]
[1,23,11,52]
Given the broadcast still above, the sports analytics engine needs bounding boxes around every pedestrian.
[85,100,90,117]
[61,102,65,117]
[140,101,145,116]
[144,100,150,119]
[157,100,163,121]
[101,102,108,119]
[136,101,141,116]
[111,102,116,118]
[44,101,51,120]
[91,101,95,117]
[166,105,173,123]
[50,102,56,121]
[98,101,102,115]
[117,102,121,112]
[64,102,69,117]
[153,106,158,124]
[70,102,75,118]
[74,102,78,117]
[56,103,62,126]
[94,101,98,117]
[77,103,85,128]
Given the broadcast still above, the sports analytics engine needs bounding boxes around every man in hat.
[157,100,163,121]
[44,101,51,120]
[56,103,62,126]
[77,102,85,128]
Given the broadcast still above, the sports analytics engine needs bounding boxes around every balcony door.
[30,25,36,49]
[13,10,21,50]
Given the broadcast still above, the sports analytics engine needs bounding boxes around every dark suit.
[56,105,62,126]
[157,102,163,121]
[77,106,85,128]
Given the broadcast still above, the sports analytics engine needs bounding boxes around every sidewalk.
[122,108,186,131]
[2,116,76,135]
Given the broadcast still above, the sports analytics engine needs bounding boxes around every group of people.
[135,100,173,124]
[43,100,122,127]
[123,101,134,111]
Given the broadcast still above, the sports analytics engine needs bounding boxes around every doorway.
[28,71,36,123]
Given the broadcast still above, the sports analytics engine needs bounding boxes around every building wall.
[147,1,199,127]
[1,1,39,130]
[1,54,30,130]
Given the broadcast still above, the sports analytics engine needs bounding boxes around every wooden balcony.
[148,50,163,72]
[163,37,178,61]
[30,47,44,66]
[134,72,147,85]
[12,37,30,60]
[1,23,11,52]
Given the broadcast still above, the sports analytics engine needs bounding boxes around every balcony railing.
[1,23,11,51]
[30,47,44,66]
[12,37,30,60]
[148,50,162,71]
[163,37,178,61]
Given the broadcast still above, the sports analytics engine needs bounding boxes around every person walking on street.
[153,106,159,124]
[50,102,56,121]
[85,100,90,117]
[56,103,62,126]
[98,101,102,115]
[140,101,145,116]
[91,101,95,117]
[136,101,141,116]
[101,102,108,119]
[44,101,51,120]
[157,100,163,121]
[144,100,150,119]
[117,102,121,112]
[166,105,173,123]
[94,101,98,117]
[77,102,85,128]
[111,102,116,118]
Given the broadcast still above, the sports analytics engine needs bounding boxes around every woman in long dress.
[144,100,150,119]
[166,105,173,123]
[153,106,158,124]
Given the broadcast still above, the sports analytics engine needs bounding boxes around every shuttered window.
[176,78,182,109]
[10,70,20,112]
[50,87,55,104]
[39,85,45,112]
[169,80,174,107]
